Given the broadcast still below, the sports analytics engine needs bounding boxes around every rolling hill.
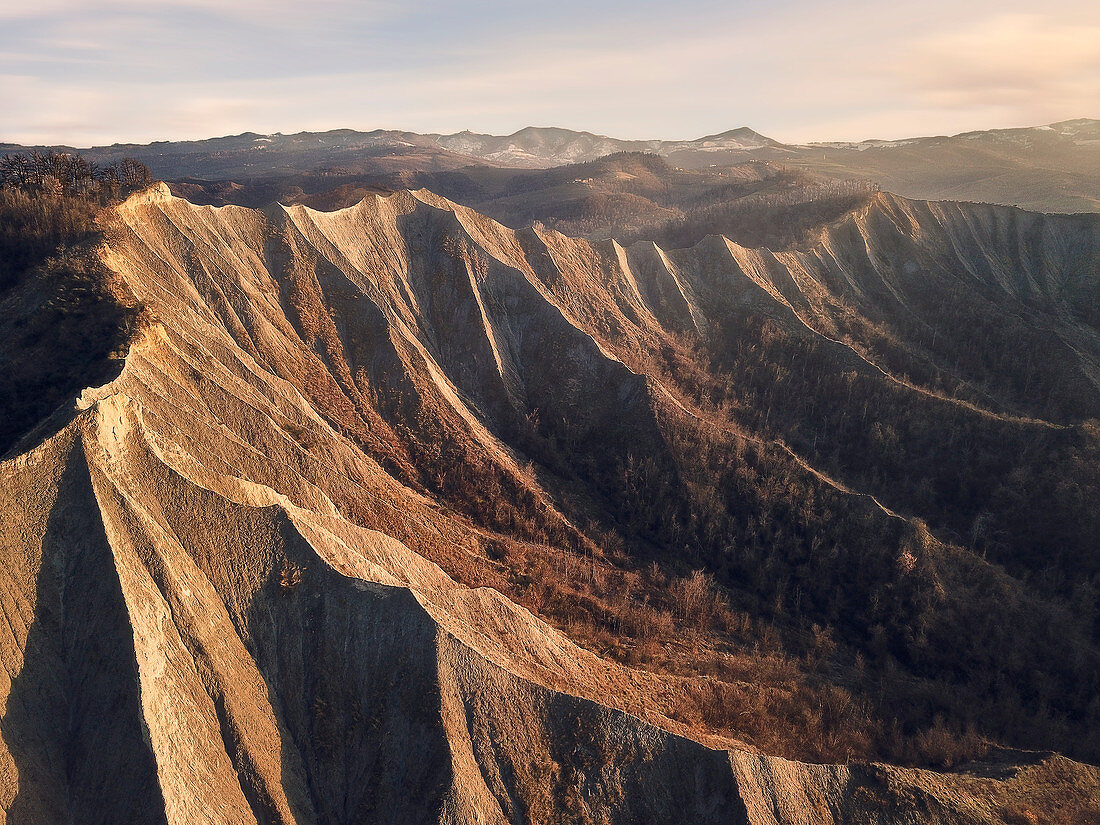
[5,118,1097,214]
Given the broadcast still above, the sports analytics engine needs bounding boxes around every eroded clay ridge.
[1,185,1097,824]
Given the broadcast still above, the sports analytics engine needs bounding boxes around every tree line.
[0,150,152,200]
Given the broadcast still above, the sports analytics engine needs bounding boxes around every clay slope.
[1,185,1099,823]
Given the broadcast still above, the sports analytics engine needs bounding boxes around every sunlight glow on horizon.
[1,0,1097,146]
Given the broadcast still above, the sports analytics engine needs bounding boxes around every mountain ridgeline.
[1,184,1099,823]
[9,118,1097,212]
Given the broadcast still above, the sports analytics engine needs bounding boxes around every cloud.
[897,13,1100,110]
[0,0,394,25]
[0,0,1096,145]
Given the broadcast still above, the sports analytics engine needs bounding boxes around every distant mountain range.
[427,125,783,167]
[3,118,1098,212]
[796,118,1100,213]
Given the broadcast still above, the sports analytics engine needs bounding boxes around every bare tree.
[0,153,34,188]
[1,150,154,201]
[118,157,152,191]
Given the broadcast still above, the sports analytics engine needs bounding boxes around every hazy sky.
[1,0,1097,145]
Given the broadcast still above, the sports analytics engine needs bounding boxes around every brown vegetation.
[0,153,150,454]
[264,191,1097,770]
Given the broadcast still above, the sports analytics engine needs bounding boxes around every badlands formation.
[1,184,1099,823]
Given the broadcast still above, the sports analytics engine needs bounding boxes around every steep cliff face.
[1,185,1098,823]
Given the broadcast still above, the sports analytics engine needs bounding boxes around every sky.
[1,0,1097,146]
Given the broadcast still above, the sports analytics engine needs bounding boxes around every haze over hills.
[233,153,874,249]
[5,118,1097,214]
[0,129,495,183]
[427,125,784,168]
[2,177,1100,821]
[795,119,1100,213]
[428,120,1100,215]
[0,125,786,179]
